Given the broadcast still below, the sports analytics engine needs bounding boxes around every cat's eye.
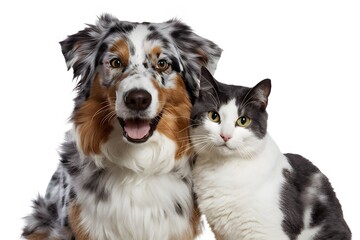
[236,116,251,127]
[157,59,169,71]
[110,58,122,68]
[208,111,221,123]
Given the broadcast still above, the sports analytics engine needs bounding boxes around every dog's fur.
[22,14,221,240]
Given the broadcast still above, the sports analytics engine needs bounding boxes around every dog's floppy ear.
[168,20,222,101]
[59,14,120,100]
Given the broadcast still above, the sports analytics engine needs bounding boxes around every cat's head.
[190,67,271,158]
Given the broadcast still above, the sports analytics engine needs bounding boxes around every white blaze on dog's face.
[102,26,180,144]
[60,14,222,159]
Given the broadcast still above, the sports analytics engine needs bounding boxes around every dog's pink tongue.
[124,119,151,139]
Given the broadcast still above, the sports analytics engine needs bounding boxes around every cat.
[190,67,351,240]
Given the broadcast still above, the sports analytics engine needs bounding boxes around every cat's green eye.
[208,111,221,123]
[236,116,251,127]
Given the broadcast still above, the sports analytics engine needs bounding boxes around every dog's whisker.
[101,111,117,125]
[90,102,112,124]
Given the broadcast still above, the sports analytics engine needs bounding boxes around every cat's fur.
[191,67,351,240]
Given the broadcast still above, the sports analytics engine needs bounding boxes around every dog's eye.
[110,58,122,68]
[157,59,169,71]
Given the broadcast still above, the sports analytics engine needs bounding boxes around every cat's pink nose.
[220,134,232,142]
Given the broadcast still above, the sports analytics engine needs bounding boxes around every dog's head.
[60,14,222,157]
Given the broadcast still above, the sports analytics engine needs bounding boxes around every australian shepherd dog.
[22,14,221,240]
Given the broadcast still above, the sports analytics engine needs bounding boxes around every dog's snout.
[124,89,152,111]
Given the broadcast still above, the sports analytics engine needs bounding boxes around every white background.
[0,0,359,239]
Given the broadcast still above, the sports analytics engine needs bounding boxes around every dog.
[22,14,221,240]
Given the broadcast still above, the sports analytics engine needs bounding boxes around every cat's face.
[190,67,271,158]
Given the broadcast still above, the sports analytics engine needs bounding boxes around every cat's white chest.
[193,135,291,240]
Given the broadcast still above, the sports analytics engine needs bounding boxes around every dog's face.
[60,14,222,158]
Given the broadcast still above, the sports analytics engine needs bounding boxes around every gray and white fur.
[191,67,351,240]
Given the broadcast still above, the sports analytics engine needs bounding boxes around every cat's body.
[191,68,351,240]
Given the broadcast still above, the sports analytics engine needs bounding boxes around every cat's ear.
[248,79,271,110]
[199,66,219,94]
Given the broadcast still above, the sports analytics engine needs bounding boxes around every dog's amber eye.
[110,58,122,68]
[236,116,251,127]
[157,59,169,71]
[208,111,221,123]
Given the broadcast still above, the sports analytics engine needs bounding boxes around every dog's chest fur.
[73,168,193,240]
[62,128,194,240]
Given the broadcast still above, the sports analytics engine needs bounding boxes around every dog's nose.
[124,89,152,111]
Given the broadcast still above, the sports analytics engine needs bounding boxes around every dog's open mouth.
[118,115,161,143]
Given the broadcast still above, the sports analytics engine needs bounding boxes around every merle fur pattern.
[22,14,222,240]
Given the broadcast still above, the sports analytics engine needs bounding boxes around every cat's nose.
[220,134,232,142]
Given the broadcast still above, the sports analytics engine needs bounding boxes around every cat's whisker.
[236,145,254,159]
[190,139,214,150]
[181,139,212,150]
[190,136,214,143]
[177,144,197,157]
[239,88,255,110]
[188,134,211,139]
[195,142,214,156]
[176,135,202,142]
[157,116,189,137]
[208,91,220,107]
[176,124,196,133]
[190,139,214,147]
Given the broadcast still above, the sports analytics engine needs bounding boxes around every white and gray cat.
[191,67,351,240]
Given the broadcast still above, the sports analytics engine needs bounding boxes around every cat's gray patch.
[281,153,351,239]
